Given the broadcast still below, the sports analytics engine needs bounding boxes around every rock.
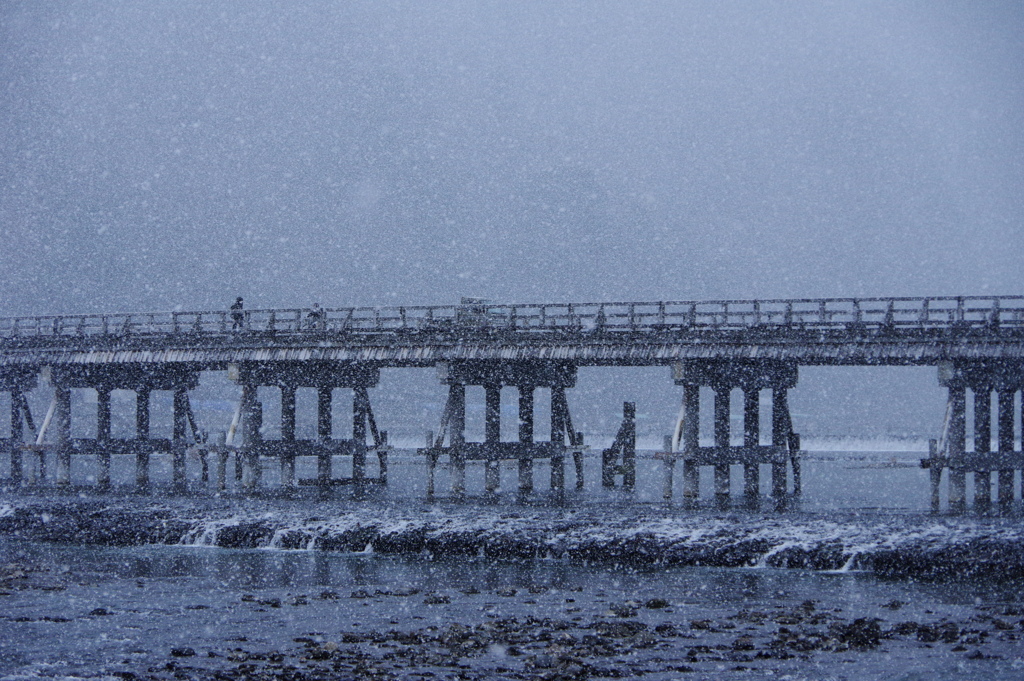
[594,620,646,638]
[644,598,669,609]
[833,618,881,649]
[89,607,112,616]
[170,647,196,657]
[732,635,755,651]
[423,593,451,605]
[318,590,339,600]
[609,604,637,618]
[689,619,713,630]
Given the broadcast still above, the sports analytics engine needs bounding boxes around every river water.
[1,447,1023,680]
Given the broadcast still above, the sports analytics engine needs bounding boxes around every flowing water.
[1,447,1023,680]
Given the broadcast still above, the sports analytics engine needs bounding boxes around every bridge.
[1,295,1023,512]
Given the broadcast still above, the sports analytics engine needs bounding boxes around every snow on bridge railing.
[0,295,1022,339]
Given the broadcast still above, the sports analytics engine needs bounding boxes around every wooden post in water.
[662,434,675,500]
[771,388,788,499]
[54,387,71,487]
[450,383,466,496]
[353,387,369,484]
[974,388,992,510]
[948,385,967,513]
[997,389,1014,511]
[743,388,760,504]
[518,387,534,493]
[172,386,189,492]
[682,384,699,503]
[96,386,112,490]
[280,385,296,488]
[9,389,22,485]
[713,387,730,505]
[484,383,501,493]
[317,387,332,484]
[550,387,567,490]
[135,388,150,491]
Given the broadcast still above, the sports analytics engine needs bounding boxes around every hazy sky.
[1,0,1021,315]
[2,2,1022,437]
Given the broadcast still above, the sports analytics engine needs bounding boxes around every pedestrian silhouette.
[230,297,244,330]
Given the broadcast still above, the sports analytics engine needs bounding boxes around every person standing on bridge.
[306,302,324,330]
[230,297,244,330]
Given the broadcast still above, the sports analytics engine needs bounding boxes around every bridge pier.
[668,360,799,506]
[930,362,1023,513]
[230,362,387,493]
[423,362,582,497]
[1,369,37,486]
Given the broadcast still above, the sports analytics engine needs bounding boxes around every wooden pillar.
[135,388,150,491]
[54,387,71,487]
[713,386,730,503]
[172,386,188,492]
[622,401,636,491]
[948,385,967,513]
[280,385,296,488]
[974,388,992,509]
[682,384,700,501]
[353,387,369,483]
[450,383,466,495]
[743,388,760,502]
[9,389,23,485]
[662,435,675,500]
[96,386,112,490]
[997,389,1015,509]
[518,386,534,493]
[241,384,259,490]
[550,387,567,490]
[483,383,501,493]
[771,387,788,498]
[317,387,332,484]
[425,430,436,498]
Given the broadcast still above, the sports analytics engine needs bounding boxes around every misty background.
[2,1,1022,440]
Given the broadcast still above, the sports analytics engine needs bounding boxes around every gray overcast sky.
[1,0,1021,315]
[2,1,1021,437]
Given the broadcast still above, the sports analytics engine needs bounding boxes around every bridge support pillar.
[518,387,534,493]
[9,389,23,485]
[317,387,332,484]
[672,361,797,507]
[54,387,71,487]
[240,384,261,490]
[934,362,1024,513]
[713,387,730,506]
[743,388,760,506]
[425,362,579,497]
[171,387,188,493]
[450,383,466,496]
[280,386,296,488]
[771,388,789,501]
[974,389,992,511]
[484,383,501,493]
[681,384,700,503]
[997,389,1015,510]
[2,372,37,486]
[96,386,112,490]
[947,384,968,514]
[135,388,150,492]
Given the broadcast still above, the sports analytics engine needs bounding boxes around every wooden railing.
[0,296,1021,339]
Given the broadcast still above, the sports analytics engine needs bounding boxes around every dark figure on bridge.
[230,297,244,330]
[306,303,324,330]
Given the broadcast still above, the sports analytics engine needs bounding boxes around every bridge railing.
[1,296,1022,339]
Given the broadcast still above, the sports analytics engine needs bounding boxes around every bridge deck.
[0,295,1021,368]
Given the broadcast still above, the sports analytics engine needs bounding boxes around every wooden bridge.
[1,295,1023,512]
